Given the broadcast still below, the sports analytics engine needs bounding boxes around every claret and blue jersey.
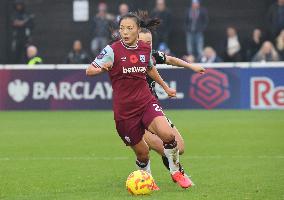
[91,40,157,121]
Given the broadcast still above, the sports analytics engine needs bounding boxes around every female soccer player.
[86,13,192,189]
[139,27,205,176]
[133,10,205,177]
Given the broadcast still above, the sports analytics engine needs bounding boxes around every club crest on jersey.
[139,55,146,63]
[97,49,107,59]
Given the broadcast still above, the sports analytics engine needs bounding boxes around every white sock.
[136,159,151,175]
[164,147,180,174]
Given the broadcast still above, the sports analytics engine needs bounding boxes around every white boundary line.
[0,156,129,161]
[0,155,283,161]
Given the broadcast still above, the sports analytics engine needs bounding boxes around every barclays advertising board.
[0,66,283,110]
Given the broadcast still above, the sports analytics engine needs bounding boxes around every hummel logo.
[121,57,127,61]
[125,136,131,144]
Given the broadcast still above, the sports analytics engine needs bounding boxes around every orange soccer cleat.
[171,171,193,189]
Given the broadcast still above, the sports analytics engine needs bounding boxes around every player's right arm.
[165,55,205,74]
[146,65,176,98]
[152,50,205,74]
[86,45,114,76]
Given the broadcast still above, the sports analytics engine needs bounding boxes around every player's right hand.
[193,65,206,74]
[165,87,177,98]
[101,62,113,71]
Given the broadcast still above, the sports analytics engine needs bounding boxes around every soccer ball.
[126,170,155,195]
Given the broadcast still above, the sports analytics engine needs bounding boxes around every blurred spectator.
[222,27,242,62]
[151,0,172,50]
[183,54,196,63]
[185,0,209,59]
[66,40,90,64]
[91,2,114,56]
[10,0,34,64]
[267,0,284,39]
[26,45,42,65]
[276,29,284,60]
[116,3,129,25]
[199,46,222,63]
[158,42,171,55]
[246,28,264,61]
[252,41,280,62]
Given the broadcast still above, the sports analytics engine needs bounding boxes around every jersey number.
[153,104,162,112]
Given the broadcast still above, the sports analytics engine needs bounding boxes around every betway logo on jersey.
[251,77,284,109]
[123,66,146,74]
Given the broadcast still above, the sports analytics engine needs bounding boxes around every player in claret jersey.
[86,13,192,189]
[137,11,205,181]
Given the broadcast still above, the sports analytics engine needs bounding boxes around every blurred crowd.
[8,0,284,65]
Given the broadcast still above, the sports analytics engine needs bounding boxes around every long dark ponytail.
[136,10,161,33]
[118,11,161,31]
[110,11,161,44]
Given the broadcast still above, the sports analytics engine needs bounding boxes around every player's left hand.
[193,65,206,74]
[165,87,177,98]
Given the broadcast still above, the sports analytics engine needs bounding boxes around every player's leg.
[130,138,159,190]
[166,117,185,155]
[145,118,192,188]
[147,116,192,188]
[143,130,164,155]
[161,125,186,174]
[115,117,159,190]
[143,126,172,172]
[116,118,151,172]
[144,127,184,155]
[144,121,185,172]
[142,102,192,188]
[130,139,151,174]
[147,116,179,173]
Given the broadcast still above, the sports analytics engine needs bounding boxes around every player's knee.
[137,154,149,163]
[179,148,185,155]
[177,142,185,155]
[161,132,175,143]
[136,148,149,162]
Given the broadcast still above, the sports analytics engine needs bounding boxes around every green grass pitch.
[0,110,283,200]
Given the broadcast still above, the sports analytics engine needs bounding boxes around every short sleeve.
[91,45,114,68]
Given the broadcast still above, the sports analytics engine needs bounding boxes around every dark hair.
[136,10,161,32]
[112,11,160,44]
[118,10,161,31]
[140,28,151,34]
[118,12,141,28]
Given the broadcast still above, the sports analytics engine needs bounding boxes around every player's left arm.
[146,66,176,98]
[165,55,205,74]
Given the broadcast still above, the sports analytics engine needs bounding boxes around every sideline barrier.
[0,63,283,110]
